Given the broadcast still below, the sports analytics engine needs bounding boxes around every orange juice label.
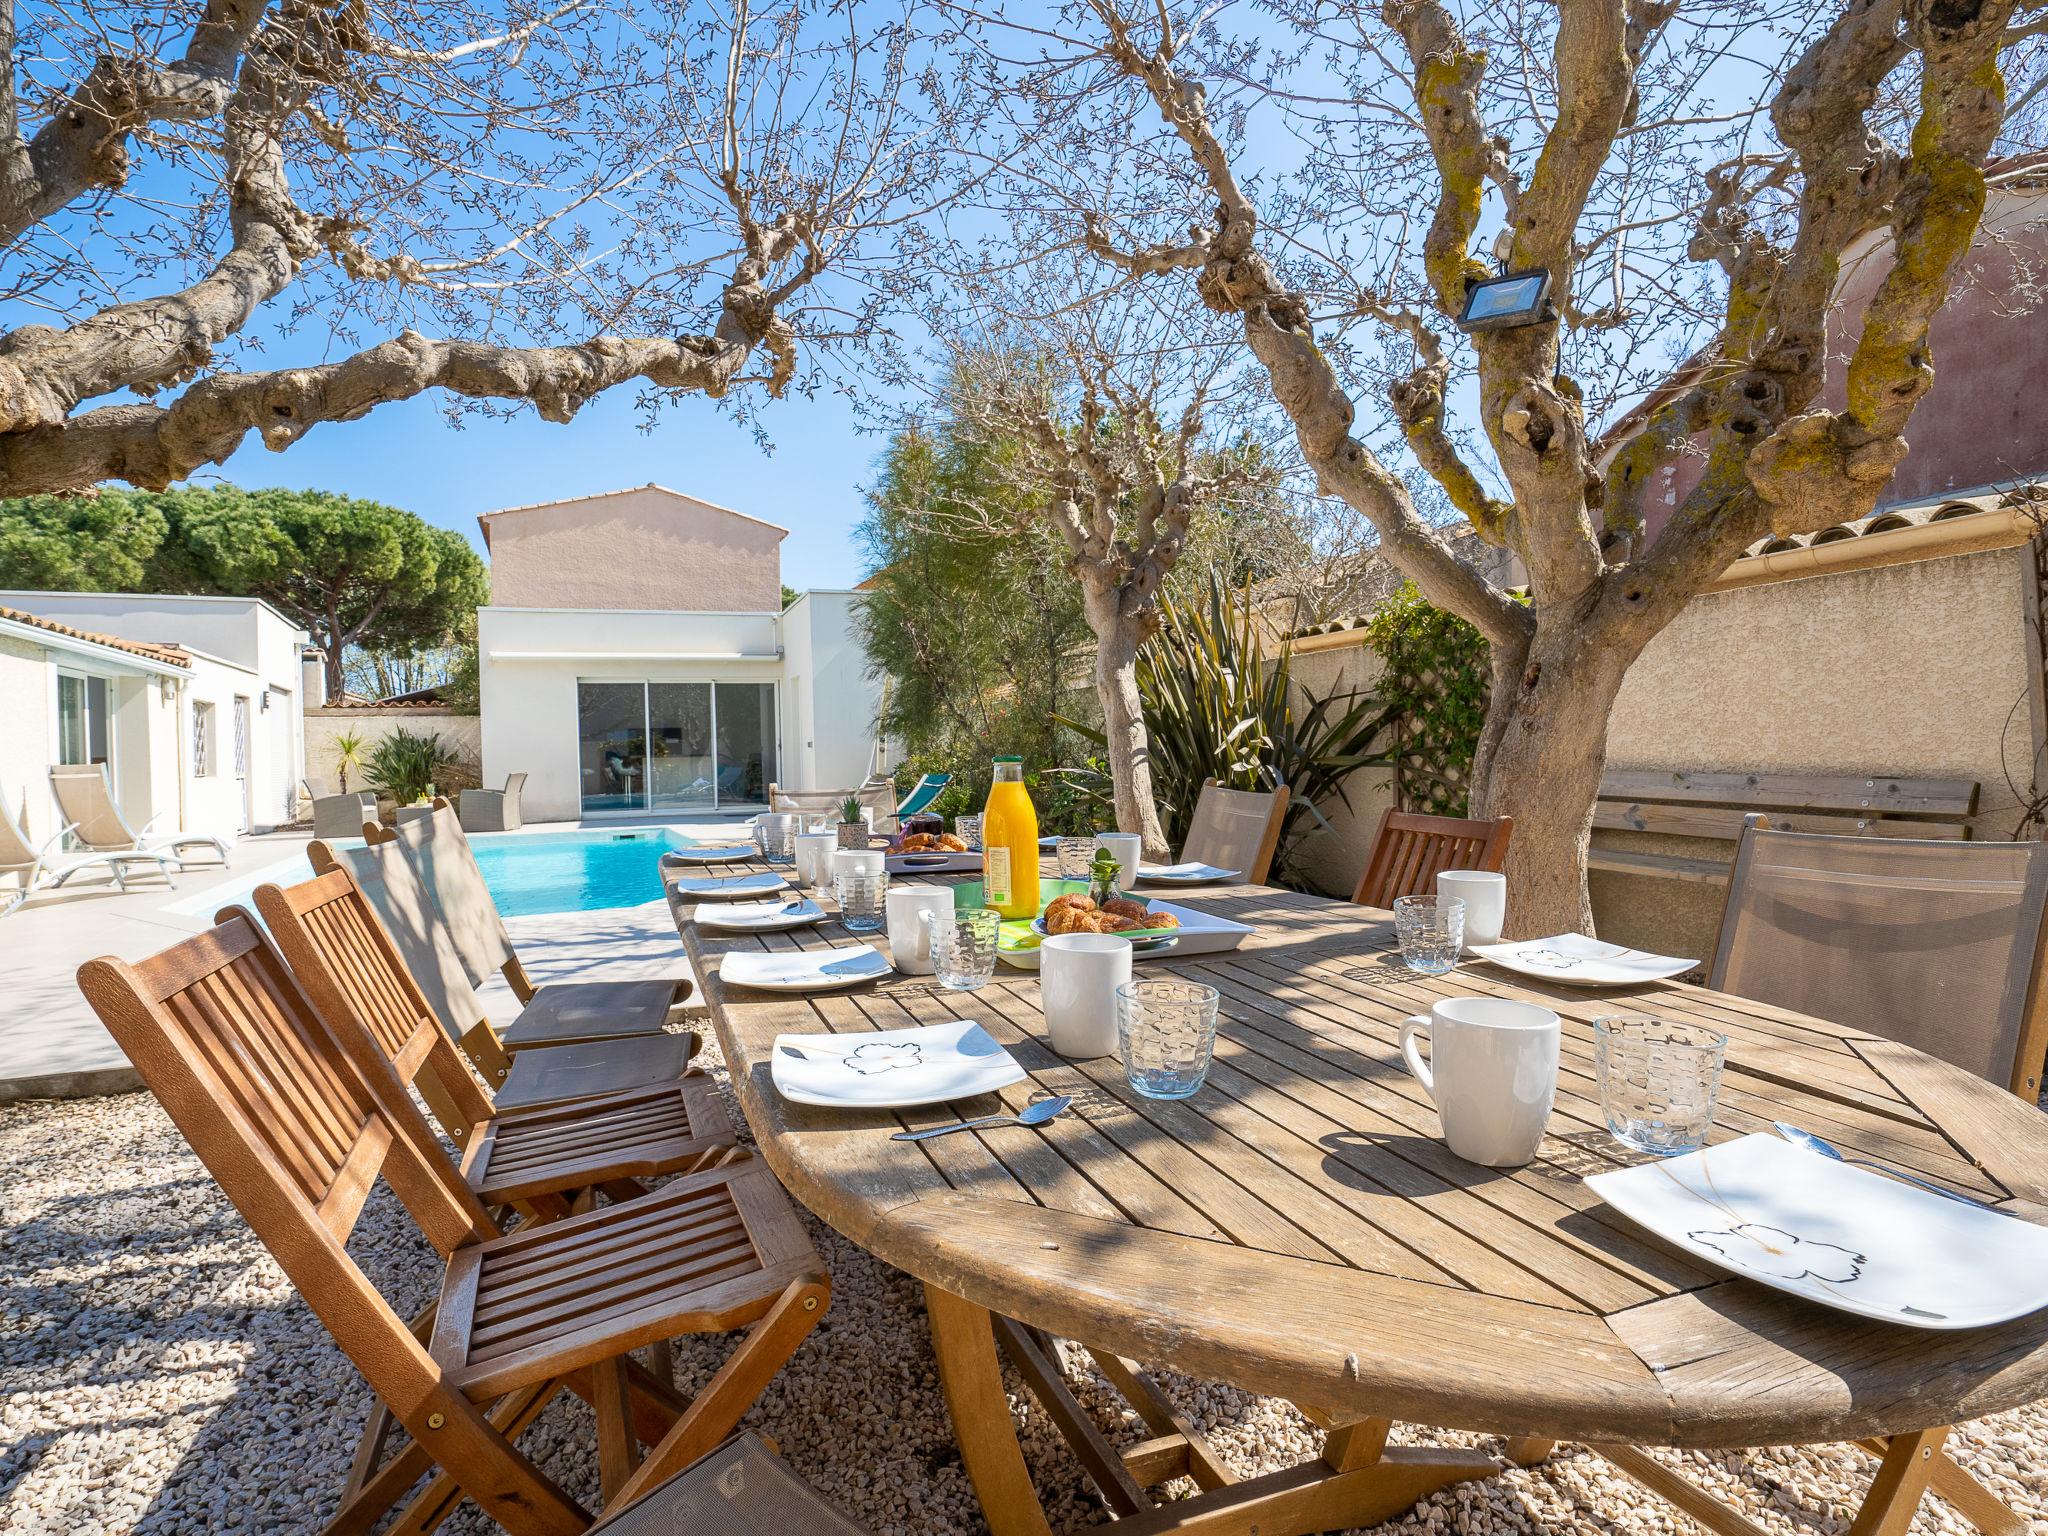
[985,846,1011,906]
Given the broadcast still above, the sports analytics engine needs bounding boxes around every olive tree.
[952,0,2047,933]
[0,0,953,496]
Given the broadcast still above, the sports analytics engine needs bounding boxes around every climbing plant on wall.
[1360,583,1492,818]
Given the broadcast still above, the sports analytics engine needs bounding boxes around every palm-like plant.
[332,729,368,794]
[364,728,448,807]
[1058,573,1394,890]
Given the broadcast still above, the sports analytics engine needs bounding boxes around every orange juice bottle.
[981,756,1041,919]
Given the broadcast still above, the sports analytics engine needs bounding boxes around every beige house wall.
[306,707,483,798]
[1281,645,1396,898]
[482,486,785,612]
[1283,545,2034,947]
[1592,543,2032,958]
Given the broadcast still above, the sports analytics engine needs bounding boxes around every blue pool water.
[468,827,700,917]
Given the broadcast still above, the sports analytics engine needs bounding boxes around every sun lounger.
[49,762,229,868]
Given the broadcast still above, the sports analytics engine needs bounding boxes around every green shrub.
[364,728,451,806]
[1358,582,1492,817]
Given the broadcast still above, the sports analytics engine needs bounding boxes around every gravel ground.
[4,1036,2046,1536]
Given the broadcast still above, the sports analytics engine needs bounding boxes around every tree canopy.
[0,485,487,692]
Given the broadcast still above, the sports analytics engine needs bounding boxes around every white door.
[232,696,251,833]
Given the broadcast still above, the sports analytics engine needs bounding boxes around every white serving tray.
[998,896,1250,970]
[1471,931,1694,986]
[1587,1132,2048,1330]
[885,851,984,874]
[692,897,826,933]
[719,944,892,993]
[771,1019,1026,1107]
[670,871,790,901]
[1137,862,1240,886]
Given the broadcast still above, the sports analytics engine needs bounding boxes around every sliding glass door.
[648,683,714,812]
[577,682,647,812]
[578,680,776,815]
[56,673,112,767]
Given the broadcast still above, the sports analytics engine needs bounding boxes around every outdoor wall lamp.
[1456,269,1554,332]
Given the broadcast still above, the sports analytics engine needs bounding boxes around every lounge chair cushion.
[493,1031,696,1114]
[499,978,688,1051]
[590,1433,871,1534]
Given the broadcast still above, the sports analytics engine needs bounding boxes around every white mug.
[794,831,838,887]
[832,847,884,881]
[1040,933,1132,1058]
[1437,870,1507,947]
[886,886,954,975]
[1095,833,1143,884]
[1397,997,1559,1167]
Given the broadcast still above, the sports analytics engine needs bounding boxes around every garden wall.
[304,705,483,797]
[1283,529,2039,949]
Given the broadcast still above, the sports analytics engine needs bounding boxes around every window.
[193,700,217,776]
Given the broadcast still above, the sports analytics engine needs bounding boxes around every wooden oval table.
[677,865,2048,1536]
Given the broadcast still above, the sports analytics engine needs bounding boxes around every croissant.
[1100,897,1151,924]
[1044,894,1100,934]
[936,833,968,852]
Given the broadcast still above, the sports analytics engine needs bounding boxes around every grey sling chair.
[1177,779,1292,886]
[307,814,695,1114]
[1712,821,2048,1101]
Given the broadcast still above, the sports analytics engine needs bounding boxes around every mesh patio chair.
[49,761,229,867]
[0,789,175,913]
[589,1433,872,1533]
[311,789,378,839]
[253,867,739,1210]
[322,800,692,1049]
[305,830,696,1113]
[77,914,828,1534]
[1179,779,1291,886]
[1351,809,1513,910]
[460,772,528,833]
[1711,823,2048,1099]
[768,776,897,827]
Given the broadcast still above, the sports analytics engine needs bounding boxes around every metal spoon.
[893,1095,1073,1142]
[1773,1122,1988,1207]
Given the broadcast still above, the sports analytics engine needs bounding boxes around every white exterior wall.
[0,636,52,842]
[780,592,882,792]
[478,607,785,822]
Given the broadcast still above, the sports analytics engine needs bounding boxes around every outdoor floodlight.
[1457,269,1553,332]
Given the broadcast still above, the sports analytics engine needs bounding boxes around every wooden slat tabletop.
[675,861,2048,1449]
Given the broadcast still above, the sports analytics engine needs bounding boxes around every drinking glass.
[833,871,889,934]
[1393,894,1465,975]
[955,814,984,852]
[756,815,796,864]
[1594,1017,1727,1156]
[1057,836,1098,881]
[1116,979,1221,1100]
[928,907,1001,991]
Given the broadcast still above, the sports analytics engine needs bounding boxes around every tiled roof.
[0,606,191,668]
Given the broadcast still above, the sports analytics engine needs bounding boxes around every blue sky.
[204,366,887,593]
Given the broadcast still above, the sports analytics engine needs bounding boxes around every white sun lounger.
[0,793,176,915]
[49,762,229,868]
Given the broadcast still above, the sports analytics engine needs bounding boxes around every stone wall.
[304,707,483,798]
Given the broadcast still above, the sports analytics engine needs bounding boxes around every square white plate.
[1587,1132,2048,1329]
[670,871,789,901]
[1138,862,1241,886]
[771,1019,1026,1107]
[1472,931,1693,986]
[998,896,1251,970]
[664,844,758,864]
[720,944,892,993]
[693,897,826,933]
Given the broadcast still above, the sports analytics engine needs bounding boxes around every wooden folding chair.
[1350,808,1513,909]
[251,869,739,1212]
[306,830,695,1113]
[1180,778,1291,885]
[77,914,829,1535]
[335,799,690,1050]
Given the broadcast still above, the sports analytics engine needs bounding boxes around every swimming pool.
[165,825,725,920]
[468,827,702,917]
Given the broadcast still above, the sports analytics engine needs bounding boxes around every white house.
[0,592,311,843]
[474,484,885,823]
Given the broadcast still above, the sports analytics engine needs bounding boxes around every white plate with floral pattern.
[1471,931,1694,985]
[770,1018,1026,1107]
[1587,1132,2048,1329]
[719,944,891,993]
[692,897,826,933]
[669,871,789,901]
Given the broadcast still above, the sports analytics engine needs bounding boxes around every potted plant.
[1087,845,1125,904]
[836,794,869,850]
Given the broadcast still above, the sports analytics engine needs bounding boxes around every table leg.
[1847,1427,1948,1536]
[1503,1436,1556,1466]
[924,1284,1056,1536]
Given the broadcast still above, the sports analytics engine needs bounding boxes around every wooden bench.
[1588,769,1981,884]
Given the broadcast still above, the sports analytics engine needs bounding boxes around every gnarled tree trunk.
[1082,580,1171,858]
